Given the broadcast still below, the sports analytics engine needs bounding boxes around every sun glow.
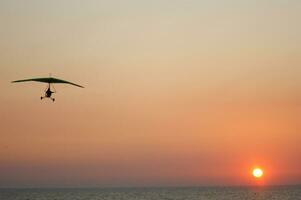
[252,168,264,178]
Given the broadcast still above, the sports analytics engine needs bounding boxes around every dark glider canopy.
[12,77,84,88]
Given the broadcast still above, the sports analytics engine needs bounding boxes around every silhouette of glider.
[12,76,84,102]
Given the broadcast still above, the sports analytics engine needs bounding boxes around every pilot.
[45,87,53,97]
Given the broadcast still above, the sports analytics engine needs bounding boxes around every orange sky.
[0,0,300,187]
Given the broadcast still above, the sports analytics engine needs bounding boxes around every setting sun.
[253,168,264,178]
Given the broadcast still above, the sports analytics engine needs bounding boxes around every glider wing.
[12,77,84,88]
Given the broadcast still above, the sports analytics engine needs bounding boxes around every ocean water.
[0,186,300,200]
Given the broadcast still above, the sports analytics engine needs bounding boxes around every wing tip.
[73,83,85,88]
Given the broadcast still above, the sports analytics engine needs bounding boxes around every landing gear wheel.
[41,96,43,100]
[52,98,55,102]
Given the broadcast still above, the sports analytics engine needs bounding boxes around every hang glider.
[12,76,84,102]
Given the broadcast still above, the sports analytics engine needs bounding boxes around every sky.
[0,0,300,187]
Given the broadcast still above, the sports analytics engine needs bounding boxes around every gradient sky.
[0,0,300,187]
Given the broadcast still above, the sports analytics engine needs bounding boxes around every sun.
[252,168,264,178]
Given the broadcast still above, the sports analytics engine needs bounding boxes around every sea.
[0,185,300,200]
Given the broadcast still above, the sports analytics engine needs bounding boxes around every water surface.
[1,185,300,200]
